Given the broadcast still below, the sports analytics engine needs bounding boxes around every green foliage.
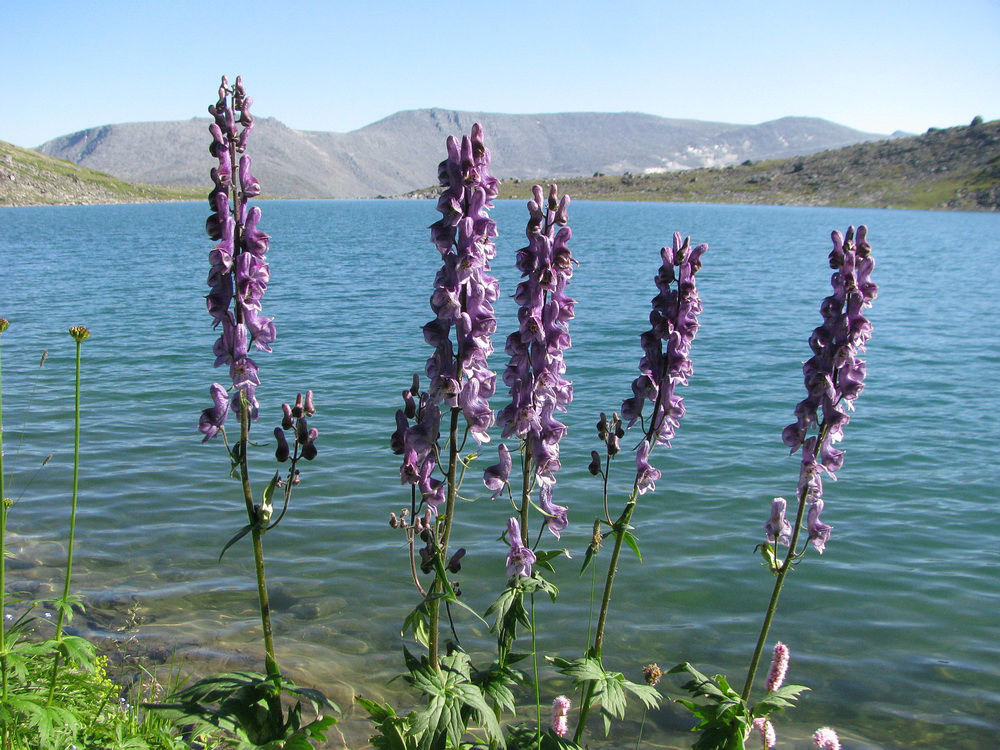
[668,662,809,750]
[506,722,585,750]
[549,656,660,736]
[399,648,504,750]
[147,670,338,750]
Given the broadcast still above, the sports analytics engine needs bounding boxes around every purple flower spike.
[199,383,230,442]
[779,226,876,552]
[765,641,790,692]
[765,498,792,546]
[623,233,706,495]
[201,75,274,434]
[496,184,577,532]
[483,443,512,499]
[807,499,833,553]
[505,517,536,578]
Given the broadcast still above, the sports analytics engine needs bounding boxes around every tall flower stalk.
[740,226,878,701]
[392,123,500,670]
[47,325,90,703]
[0,318,9,740]
[572,233,706,741]
[199,75,282,682]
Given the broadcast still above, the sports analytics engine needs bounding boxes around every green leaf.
[579,545,595,576]
[219,523,253,562]
[622,531,642,562]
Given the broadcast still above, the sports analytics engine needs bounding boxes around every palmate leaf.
[753,683,810,715]
[402,649,504,749]
[357,697,419,750]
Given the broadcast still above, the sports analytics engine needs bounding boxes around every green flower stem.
[531,592,541,750]
[429,405,461,671]
[1,331,10,745]
[47,335,85,704]
[239,402,280,685]
[739,481,809,702]
[572,497,637,744]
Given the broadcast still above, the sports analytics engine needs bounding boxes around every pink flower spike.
[551,695,571,737]
[752,717,776,749]
[765,641,790,692]
[813,727,841,750]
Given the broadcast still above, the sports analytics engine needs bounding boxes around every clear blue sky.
[2,0,998,148]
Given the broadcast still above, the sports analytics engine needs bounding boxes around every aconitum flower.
[778,226,877,551]
[551,695,571,737]
[765,641,790,692]
[483,443,512,499]
[495,184,576,534]
[505,517,536,578]
[765,498,792,546]
[201,75,275,429]
[813,727,841,750]
[807,499,833,553]
[199,383,230,442]
[752,717,776,749]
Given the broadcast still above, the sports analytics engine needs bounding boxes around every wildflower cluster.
[202,74,274,431]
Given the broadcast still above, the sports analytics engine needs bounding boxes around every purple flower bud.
[765,498,792,546]
[281,402,293,430]
[447,548,466,573]
[292,392,304,418]
[303,389,315,417]
[588,450,602,475]
[273,427,289,462]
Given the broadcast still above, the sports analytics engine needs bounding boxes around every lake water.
[0,199,998,749]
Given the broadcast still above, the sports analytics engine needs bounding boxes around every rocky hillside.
[0,141,201,207]
[35,110,889,199]
[461,119,999,211]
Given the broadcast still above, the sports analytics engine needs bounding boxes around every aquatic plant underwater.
[0,77,879,750]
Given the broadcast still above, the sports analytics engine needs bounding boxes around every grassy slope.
[470,120,1000,211]
[0,140,203,206]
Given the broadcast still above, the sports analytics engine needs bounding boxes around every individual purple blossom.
[778,226,877,552]
[551,695,571,737]
[635,439,661,495]
[813,727,841,750]
[505,517,536,578]
[807,499,833,553]
[483,443,512,499]
[538,484,568,539]
[752,717,776,749]
[765,498,792,546]
[199,383,230,442]
[765,641,790,691]
[201,75,274,427]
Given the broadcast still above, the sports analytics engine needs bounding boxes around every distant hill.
[446,119,999,211]
[0,140,202,207]
[35,110,890,199]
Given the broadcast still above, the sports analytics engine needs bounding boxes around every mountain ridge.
[35,109,890,198]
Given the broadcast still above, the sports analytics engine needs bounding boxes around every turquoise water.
[1,199,998,748]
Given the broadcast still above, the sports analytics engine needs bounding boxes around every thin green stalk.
[0,326,9,747]
[430,406,461,670]
[238,401,280,684]
[48,330,87,704]
[531,592,541,750]
[739,483,809,702]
